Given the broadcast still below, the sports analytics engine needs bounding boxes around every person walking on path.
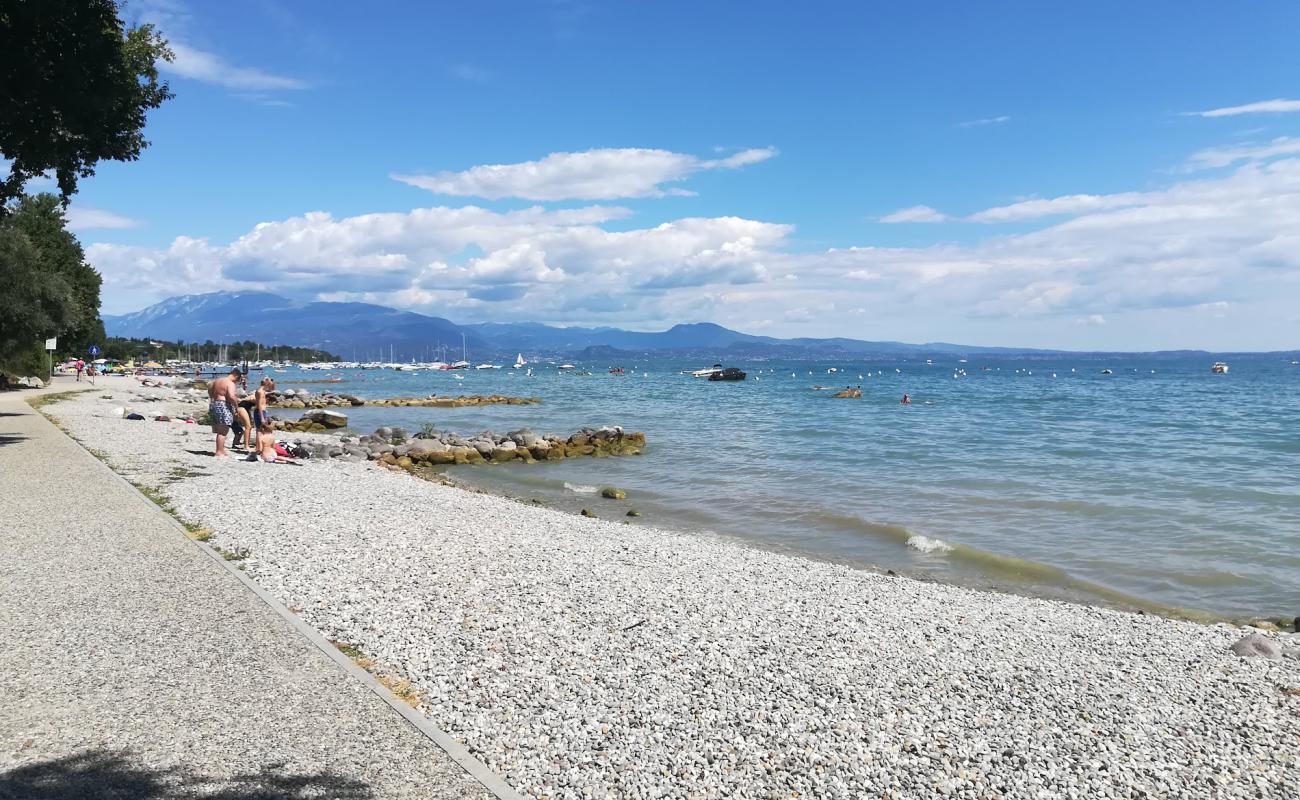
[208,367,242,458]
[74,359,84,381]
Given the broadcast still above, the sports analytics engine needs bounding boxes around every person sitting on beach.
[207,367,242,458]
[901,393,911,404]
[253,420,297,464]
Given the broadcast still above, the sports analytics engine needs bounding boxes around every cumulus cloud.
[90,156,1300,345]
[1186,99,1300,117]
[391,147,777,201]
[879,205,948,223]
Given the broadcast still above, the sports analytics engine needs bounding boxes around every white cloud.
[66,206,141,231]
[966,192,1147,222]
[138,1,307,94]
[391,147,777,201]
[1075,314,1107,327]
[879,205,947,223]
[1187,99,1300,117]
[164,42,307,91]
[1186,136,1300,170]
[90,156,1300,347]
[958,115,1011,128]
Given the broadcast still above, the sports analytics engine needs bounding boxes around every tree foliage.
[102,338,341,364]
[0,194,102,376]
[0,0,173,209]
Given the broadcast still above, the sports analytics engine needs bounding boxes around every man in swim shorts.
[253,376,275,431]
[208,367,242,458]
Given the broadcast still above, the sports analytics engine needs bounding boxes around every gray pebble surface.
[0,381,492,799]
[46,382,1300,799]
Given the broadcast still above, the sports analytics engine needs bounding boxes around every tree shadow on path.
[0,750,373,799]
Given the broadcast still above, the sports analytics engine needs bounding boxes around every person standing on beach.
[253,377,275,431]
[75,359,84,381]
[208,367,242,458]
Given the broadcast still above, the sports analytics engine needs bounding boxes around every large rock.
[1230,633,1281,659]
[303,409,348,429]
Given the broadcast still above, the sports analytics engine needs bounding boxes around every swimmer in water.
[901,393,911,404]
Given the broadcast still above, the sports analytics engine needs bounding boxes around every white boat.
[475,363,500,370]
[1211,361,1229,374]
[558,364,575,370]
[690,364,723,378]
[512,353,526,368]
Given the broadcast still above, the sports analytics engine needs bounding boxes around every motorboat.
[707,367,747,381]
[475,363,501,370]
[558,363,575,370]
[690,364,724,378]
[609,367,626,375]
[1101,369,1113,375]
[1211,361,1229,374]
[441,361,469,370]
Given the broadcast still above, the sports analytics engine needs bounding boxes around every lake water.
[269,353,1300,621]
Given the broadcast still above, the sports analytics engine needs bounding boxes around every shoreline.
[36,378,1300,798]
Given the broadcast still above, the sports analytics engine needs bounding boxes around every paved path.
[0,379,503,800]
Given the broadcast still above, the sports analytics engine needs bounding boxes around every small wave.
[906,535,954,554]
[563,482,599,494]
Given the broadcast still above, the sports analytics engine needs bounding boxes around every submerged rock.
[601,487,627,500]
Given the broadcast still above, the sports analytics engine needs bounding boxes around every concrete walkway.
[0,379,505,799]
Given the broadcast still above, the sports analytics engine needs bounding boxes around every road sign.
[45,337,57,351]
[89,345,101,356]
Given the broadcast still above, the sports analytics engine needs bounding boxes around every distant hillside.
[106,291,1059,360]
[105,292,492,362]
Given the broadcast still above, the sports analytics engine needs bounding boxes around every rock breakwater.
[271,389,539,409]
[284,425,646,468]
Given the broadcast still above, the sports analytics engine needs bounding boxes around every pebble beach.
[44,380,1300,799]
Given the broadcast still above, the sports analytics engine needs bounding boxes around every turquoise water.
[271,354,1300,620]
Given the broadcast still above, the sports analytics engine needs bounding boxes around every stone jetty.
[270,389,539,410]
[284,425,646,467]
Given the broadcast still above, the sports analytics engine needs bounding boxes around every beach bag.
[125,412,145,420]
[274,443,292,458]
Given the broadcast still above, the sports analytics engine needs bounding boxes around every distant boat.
[1211,361,1229,374]
[1101,369,1113,375]
[558,363,575,370]
[512,353,526,368]
[708,367,747,382]
[475,363,501,370]
[609,367,626,375]
[690,364,723,378]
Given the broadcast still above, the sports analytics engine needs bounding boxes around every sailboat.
[512,353,526,369]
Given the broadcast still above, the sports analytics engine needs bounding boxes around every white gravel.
[49,381,1300,799]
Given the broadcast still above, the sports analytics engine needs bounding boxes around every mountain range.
[104,291,1052,360]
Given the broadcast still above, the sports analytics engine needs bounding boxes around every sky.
[55,0,1300,350]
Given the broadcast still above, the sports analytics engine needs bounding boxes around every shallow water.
[269,354,1300,619]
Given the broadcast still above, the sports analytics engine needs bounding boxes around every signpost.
[88,345,100,385]
[45,338,57,382]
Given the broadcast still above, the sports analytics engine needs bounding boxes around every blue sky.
[65,1,1300,349]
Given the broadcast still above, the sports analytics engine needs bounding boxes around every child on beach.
[253,421,298,464]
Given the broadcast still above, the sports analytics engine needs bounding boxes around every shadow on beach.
[0,750,373,800]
